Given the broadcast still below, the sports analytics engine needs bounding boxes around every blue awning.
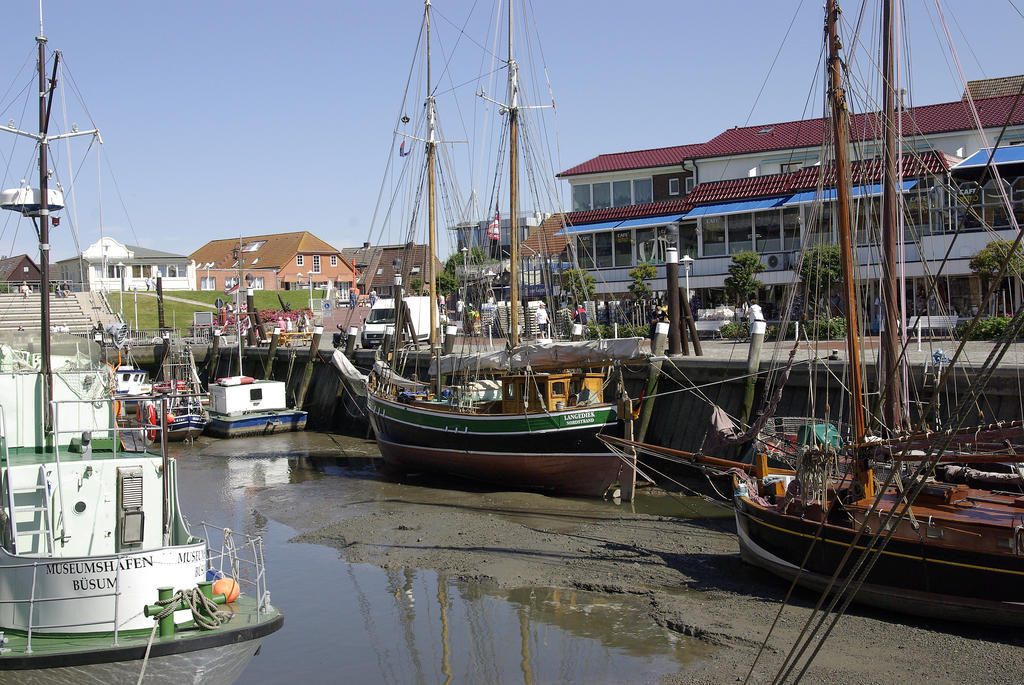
[786,180,918,204]
[683,196,791,218]
[555,213,684,236]
[954,146,1024,169]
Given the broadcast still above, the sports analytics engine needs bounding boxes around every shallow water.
[170,433,712,683]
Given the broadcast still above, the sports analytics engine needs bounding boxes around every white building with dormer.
[55,237,195,292]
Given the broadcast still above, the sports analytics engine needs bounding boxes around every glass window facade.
[702,216,726,256]
[595,232,613,267]
[727,215,752,254]
[614,230,632,267]
[576,235,594,269]
[613,181,632,207]
[572,184,591,212]
[634,179,652,204]
[754,211,781,252]
[592,183,611,210]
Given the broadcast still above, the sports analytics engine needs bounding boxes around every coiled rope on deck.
[136,587,233,685]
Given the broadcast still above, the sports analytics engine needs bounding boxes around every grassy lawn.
[107,289,327,330]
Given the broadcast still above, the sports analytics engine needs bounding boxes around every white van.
[361,296,443,349]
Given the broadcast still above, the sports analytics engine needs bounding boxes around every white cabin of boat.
[210,379,288,416]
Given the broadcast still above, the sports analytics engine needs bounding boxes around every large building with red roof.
[551,77,1024,318]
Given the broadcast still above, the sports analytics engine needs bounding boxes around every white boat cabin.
[210,378,288,415]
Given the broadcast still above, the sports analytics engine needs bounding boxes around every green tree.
[970,239,1024,313]
[560,268,596,306]
[797,244,842,316]
[628,263,657,301]
[409,277,423,295]
[724,250,764,304]
[444,246,491,274]
[436,270,458,296]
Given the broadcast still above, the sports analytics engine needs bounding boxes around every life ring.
[145,403,158,441]
[114,400,123,418]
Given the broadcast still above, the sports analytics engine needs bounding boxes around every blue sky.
[1,0,1022,264]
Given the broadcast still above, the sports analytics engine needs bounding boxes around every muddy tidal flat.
[175,432,1024,684]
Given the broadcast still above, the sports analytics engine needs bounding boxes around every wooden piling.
[637,321,669,443]
[345,326,358,359]
[264,327,281,379]
[246,288,259,346]
[156,277,166,330]
[297,326,323,409]
[209,331,223,381]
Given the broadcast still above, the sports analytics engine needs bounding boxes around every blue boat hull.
[205,411,308,439]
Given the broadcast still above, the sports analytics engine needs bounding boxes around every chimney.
[363,241,370,249]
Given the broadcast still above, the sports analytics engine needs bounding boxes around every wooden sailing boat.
[365,0,644,497]
[732,0,1024,626]
[0,15,281,680]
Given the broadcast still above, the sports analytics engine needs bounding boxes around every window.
[249,388,263,401]
[576,235,594,269]
[613,180,632,207]
[727,214,753,254]
[702,216,726,256]
[614,230,632,267]
[754,211,782,252]
[684,176,695,194]
[780,161,802,174]
[312,254,321,273]
[225,277,239,289]
[572,184,591,212]
[678,221,698,259]
[983,178,1012,228]
[157,264,179,278]
[376,267,383,275]
[783,208,801,249]
[592,182,611,209]
[200,276,216,291]
[132,265,144,278]
[594,232,613,268]
[250,276,265,290]
[807,202,833,244]
[410,266,420,274]
[668,178,680,196]
[243,241,265,252]
[635,228,660,264]
[330,255,338,267]
[634,179,652,205]
[296,255,304,267]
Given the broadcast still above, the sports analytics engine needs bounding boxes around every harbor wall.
[124,341,1022,450]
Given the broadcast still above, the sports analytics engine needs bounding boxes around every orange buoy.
[213,577,240,603]
[166,413,176,425]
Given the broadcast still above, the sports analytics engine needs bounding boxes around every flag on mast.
[225,282,239,295]
[486,210,500,240]
[399,140,410,157]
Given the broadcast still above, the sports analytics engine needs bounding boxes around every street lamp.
[681,254,693,305]
[117,261,125,317]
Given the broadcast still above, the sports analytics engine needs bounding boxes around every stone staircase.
[0,293,97,334]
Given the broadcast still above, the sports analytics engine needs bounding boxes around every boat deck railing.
[200,522,274,617]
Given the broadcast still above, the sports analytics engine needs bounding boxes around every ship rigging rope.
[135,586,233,685]
[774,306,1024,685]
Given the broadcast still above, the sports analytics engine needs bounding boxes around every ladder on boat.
[4,465,54,555]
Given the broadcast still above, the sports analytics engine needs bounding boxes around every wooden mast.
[507,0,520,348]
[425,0,441,397]
[880,0,903,432]
[37,29,57,432]
[827,0,871,497]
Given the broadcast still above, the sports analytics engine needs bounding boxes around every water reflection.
[171,434,712,683]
